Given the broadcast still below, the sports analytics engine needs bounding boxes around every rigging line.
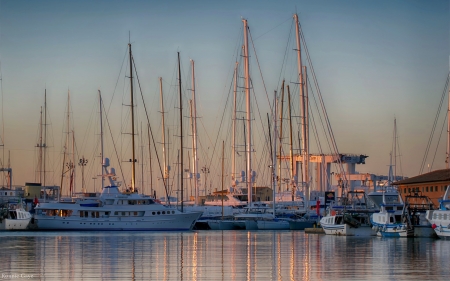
[206,60,239,173]
[206,26,244,172]
[248,28,270,114]
[106,46,128,115]
[101,97,126,189]
[306,75,325,155]
[132,56,170,200]
[430,87,450,170]
[299,20,347,185]
[308,71,332,156]
[253,16,292,41]
[276,20,295,93]
[419,73,450,174]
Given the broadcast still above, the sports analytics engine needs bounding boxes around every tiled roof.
[393,169,450,185]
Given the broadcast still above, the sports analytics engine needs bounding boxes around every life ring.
[331,210,336,216]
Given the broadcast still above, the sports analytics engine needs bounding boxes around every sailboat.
[33,43,202,231]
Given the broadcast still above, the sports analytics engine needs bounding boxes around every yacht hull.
[35,212,201,231]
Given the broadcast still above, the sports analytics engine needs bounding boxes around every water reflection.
[0,231,449,280]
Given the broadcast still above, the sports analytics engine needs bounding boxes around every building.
[393,169,450,207]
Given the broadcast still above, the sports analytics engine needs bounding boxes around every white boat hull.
[321,223,375,236]
[35,212,201,231]
[426,210,450,239]
[0,218,31,230]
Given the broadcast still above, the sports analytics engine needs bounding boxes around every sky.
[0,0,449,197]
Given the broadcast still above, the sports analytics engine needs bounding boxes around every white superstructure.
[34,186,201,231]
[0,202,32,230]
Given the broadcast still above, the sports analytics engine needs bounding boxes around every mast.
[191,59,199,205]
[278,80,285,193]
[287,85,295,199]
[221,140,224,219]
[303,65,309,190]
[272,91,277,217]
[141,123,144,194]
[43,90,47,186]
[178,52,184,211]
[37,106,43,183]
[231,62,238,189]
[447,69,450,169]
[294,13,308,204]
[159,77,168,191]
[128,43,136,193]
[243,18,253,206]
[394,118,397,180]
[72,130,75,196]
[99,90,105,190]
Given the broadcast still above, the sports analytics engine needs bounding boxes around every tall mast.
[159,77,168,190]
[243,18,252,205]
[38,106,43,183]
[99,90,105,190]
[231,62,238,189]
[128,43,136,192]
[278,80,285,193]
[447,69,450,169]
[191,59,199,205]
[394,118,397,180]
[272,91,278,217]
[43,90,47,186]
[72,130,75,196]
[294,13,308,203]
[287,85,295,199]
[303,65,309,191]
[178,52,184,211]
[141,123,144,194]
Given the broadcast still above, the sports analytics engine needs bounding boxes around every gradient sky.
[0,0,449,196]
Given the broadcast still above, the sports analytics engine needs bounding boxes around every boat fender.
[382,225,387,232]
[439,225,443,232]
[432,223,437,229]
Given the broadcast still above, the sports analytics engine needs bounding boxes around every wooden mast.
[99,90,105,190]
[294,13,308,204]
[278,80,285,193]
[128,43,136,193]
[178,52,184,212]
[231,62,238,189]
[243,18,252,206]
[191,59,199,205]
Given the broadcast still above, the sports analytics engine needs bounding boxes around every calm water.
[0,230,449,281]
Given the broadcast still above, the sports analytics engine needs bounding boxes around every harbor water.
[0,230,449,280]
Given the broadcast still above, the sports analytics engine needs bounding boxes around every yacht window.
[433,213,437,219]
[114,212,119,215]
[162,211,165,215]
[84,211,88,217]
[438,213,442,220]
[134,212,138,216]
[443,214,448,220]
[80,211,84,217]
[105,212,110,216]
[152,212,155,215]
[390,216,394,223]
[95,212,99,218]
[157,211,160,215]
[91,212,95,218]
[172,211,175,214]
[122,212,125,216]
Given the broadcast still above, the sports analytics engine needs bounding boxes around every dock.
[305,227,325,234]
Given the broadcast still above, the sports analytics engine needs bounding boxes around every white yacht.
[426,185,450,239]
[34,186,202,231]
[0,201,32,230]
[320,191,377,236]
